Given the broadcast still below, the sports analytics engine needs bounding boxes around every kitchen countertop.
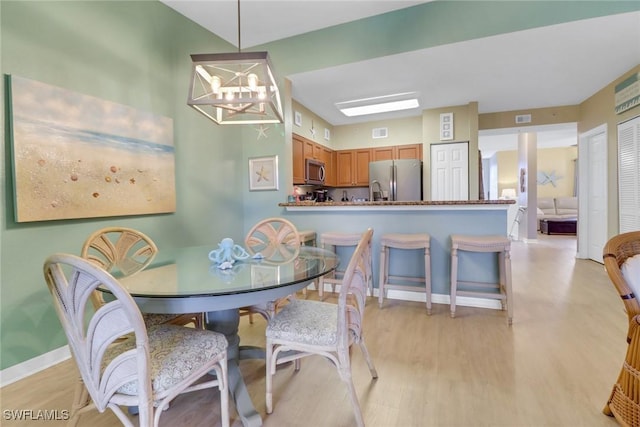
[279,199,516,211]
[280,200,514,207]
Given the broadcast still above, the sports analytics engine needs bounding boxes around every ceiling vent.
[515,114,532,124]
[372,127,388,139]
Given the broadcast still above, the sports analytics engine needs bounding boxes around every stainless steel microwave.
[305,158,325,185]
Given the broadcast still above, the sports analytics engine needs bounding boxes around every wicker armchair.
[82,227,203,328]
[603,231,640,425]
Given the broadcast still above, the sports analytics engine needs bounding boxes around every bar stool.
[298,230,317,298]
[450,234,513,325]
[320,231,373,301]
[378,233,432,314]
[298,230,317,247]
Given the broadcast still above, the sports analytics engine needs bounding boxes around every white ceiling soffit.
[290,11,640,126]
[162,3,638,152]
[161,0,431,48]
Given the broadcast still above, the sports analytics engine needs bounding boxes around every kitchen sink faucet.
[370,180,383,201]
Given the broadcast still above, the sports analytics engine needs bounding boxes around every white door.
[618,116,640,233]
[431,142,469,200]
[578,125,607,263]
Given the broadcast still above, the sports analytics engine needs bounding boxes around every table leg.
[205,309,263,427]
[227,359,262,427]
[239,346,266,360]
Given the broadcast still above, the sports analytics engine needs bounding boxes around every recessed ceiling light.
[336,92,420,117]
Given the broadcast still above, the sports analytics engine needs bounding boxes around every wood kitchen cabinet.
[303,140,314,160]
[303,140,323,160]
[321,147,336,187]
[292,133,335,186]
[396,143,423,160]
[292,135,305,184]
[372,143,422,161]
[294,135,420,186]
[372,146,394,161]
[353,149,372,185]
[336,148,371,186]
[336,151,351,186]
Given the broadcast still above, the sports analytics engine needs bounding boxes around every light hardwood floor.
[1,234,625,426]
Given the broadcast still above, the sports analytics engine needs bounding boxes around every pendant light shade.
[186,0,283,125]
[187,52,284,125]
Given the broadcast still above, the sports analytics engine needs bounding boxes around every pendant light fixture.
[187,0,284,125]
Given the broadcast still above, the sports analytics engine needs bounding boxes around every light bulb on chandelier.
[210,75,221,94]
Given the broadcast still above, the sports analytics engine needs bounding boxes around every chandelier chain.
[237,0,241,53]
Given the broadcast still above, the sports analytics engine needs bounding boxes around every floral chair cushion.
[104,324,227,396]
[266,300,338,346]
[142,313,182,327]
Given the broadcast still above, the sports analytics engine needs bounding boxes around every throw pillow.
[622,254,640,297]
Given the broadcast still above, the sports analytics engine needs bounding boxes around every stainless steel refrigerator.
[369,159,423,201]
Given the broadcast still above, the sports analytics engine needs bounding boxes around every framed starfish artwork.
[248,155,279,191]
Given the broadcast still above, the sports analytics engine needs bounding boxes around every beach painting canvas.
[8,75,176,222]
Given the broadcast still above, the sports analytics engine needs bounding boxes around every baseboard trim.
[313,283,503,310]
[0,345,70,388]
[377,289,503,309]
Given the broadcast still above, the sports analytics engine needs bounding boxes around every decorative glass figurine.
[208,238,250,268]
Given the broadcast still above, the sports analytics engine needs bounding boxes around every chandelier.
[187,1,283,125]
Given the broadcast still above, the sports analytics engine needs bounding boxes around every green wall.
[0,1,247,369]
[263,1,640,76]
[2,0,638,371]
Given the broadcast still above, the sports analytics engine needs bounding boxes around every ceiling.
[162,1,640,155]
[161,0,432,48]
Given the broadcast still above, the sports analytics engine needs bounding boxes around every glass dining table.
[105,244,339,427]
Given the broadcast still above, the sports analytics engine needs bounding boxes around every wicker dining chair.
[81,227,203,328]
[240,218,301,322]
[43,253,229,427]
[602,231,640,425]
[265,228,378,427]
[244,217,301,262]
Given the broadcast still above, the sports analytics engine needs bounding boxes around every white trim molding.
[0,345,70,388]
[311,283,502,310]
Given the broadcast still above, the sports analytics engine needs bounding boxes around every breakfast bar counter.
[278,200,515,309]
[279,200,513,211]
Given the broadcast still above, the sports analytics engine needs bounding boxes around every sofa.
[537,196,578,220]
[537,196,577,234]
